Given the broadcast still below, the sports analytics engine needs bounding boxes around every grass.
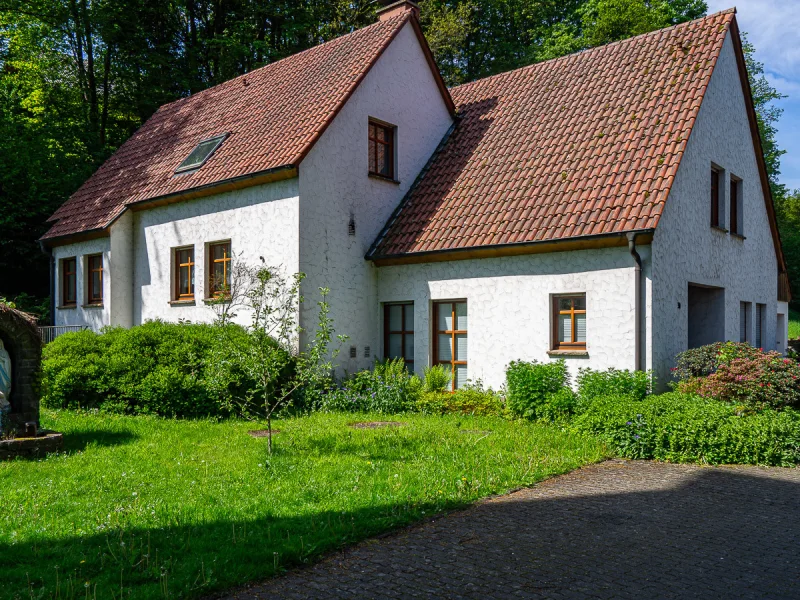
[789,309,800,340]
[0,410,607,599]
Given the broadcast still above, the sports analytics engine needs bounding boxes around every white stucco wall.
[651,31,784,384]
[298,21,454,373]
[133,178,300,326]
[109,210,134,327]
[376,246,646,389]
[53,237,112,330]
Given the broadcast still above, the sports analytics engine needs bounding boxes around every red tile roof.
[368,10,736,259]
[43,8,429,241]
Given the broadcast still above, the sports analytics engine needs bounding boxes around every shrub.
[674,342,800,410]
[577,367,653,406]
[422,364,451,393]
[416,381,504,416]
[42,321,263,418]
[316,358,421,414]
[572,392,800,466]
[505,359,570,420]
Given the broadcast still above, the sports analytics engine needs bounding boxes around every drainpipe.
[627,232,642,371]
[39,241,56,326]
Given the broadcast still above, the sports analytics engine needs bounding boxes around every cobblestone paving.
[223,460,800,599]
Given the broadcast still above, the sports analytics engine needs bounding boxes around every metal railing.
[38,325,88,344]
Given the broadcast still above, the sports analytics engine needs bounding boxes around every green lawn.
[0,410,607,599]
[789,309,800,340]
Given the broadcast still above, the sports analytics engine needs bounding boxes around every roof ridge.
[158,10,412,111]
[449,9,735,94]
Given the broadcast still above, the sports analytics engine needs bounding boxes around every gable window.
[433,301,467,391]
[175,133,228,173]
[710,166,722,227]
[553,294,586,350]
[368,120,395,179]
[61,257,77,306]
[208,241,232,297]
[86,254,103,305]
[384,303,414,366]
[730,176,742,235]
[174,247,195,301]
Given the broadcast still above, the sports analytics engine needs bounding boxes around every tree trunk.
[100,46,111,146]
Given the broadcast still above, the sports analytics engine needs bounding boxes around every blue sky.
[706,0,800,191]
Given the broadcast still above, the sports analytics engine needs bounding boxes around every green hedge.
[573,392,800,466]
[505,359,573,420]
[42,321,267,418]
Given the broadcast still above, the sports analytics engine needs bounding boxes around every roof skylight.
[175,133,228,173]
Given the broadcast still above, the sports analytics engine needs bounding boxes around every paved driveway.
[224,460,800,599]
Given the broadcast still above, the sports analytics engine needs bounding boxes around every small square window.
[368,120,395,180]
[553,294,586,350]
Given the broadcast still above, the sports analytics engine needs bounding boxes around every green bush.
[573,392,800,466]
[505,359,570,420]
[42,321,266,417]
[316,359,421,414]
[416,381,504,416]
[576,367,653,406]
[422,364,451,393]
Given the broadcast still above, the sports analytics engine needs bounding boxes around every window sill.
[710,225,728,234]
[169,299,196,306]
[203,297,231,304]
[547,349,589,357]
[57,304,77,310]
[82,303,104,309]
[731,232,746,241]
[368,173,400,185]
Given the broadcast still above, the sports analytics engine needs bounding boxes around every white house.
[41,2,790,390]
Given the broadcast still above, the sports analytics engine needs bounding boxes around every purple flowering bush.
[674,342,800,410]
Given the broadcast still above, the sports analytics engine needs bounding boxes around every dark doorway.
[688,284,725,349]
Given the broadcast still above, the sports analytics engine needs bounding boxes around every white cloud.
[706,0,800,79]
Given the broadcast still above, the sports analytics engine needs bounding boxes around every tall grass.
[0,410,607,599]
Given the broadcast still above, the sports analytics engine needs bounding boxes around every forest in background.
[0,0,795,319]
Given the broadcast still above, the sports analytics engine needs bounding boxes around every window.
[740,301,751,344]
[61,258,77,306]
[368,120,394,179]
[384,303,414,366]
[175,134,228,173]
[86,254,103,305]
[755,303,765,349]
[433,301,467,391]
[174,247,195,300]
[730,176,742,235]
[208,241,231,297]
[710,166,721,227]
[553,294,587,350]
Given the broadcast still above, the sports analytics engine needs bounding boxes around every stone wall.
[0,304,42,429]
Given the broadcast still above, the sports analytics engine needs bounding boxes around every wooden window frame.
[368,119,395,180]
[383,302,414,366]
[174,246,195,301]
[711,166,721,228]
[61,257,77,307]
[432,301,467,392]
[86,254,103,305]
[552,294,587,350]
[207,241,232,298]
[730,176,742,235]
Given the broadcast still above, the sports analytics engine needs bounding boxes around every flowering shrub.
[674,342,800,409]
[316,359,422,414]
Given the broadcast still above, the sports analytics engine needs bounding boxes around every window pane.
[437,334,452,361]
[180,268,190,296]
[388,333,402,359]
[388,305,402,331]
[91,272,101,299]
[455,334,468,361]
[377,143,386,174]
[377,126,386,142]
[558,297,572,311]
[212,243,229,261]
[404,306,414,331]
[212,262,227,292]
[575,313,586,343]
[437,304,452,331]
[455,365,468,390]
[369,140,376,172]
[455,302,467,330]
[574,295,586,310]
[558,314,571,342]
[404,335,414,361]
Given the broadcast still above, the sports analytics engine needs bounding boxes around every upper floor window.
[384,302,414,366]
[61,257,77,306]
[368,119,395,180]
[208,241,232,298]
[730,176,742,236]
[174,246,195,301]
[86,254,103,305]
[553,294,586,350]
[710,166,722,228]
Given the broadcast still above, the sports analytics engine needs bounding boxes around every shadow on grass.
[4,467,799,600]
[61,429,139,453]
